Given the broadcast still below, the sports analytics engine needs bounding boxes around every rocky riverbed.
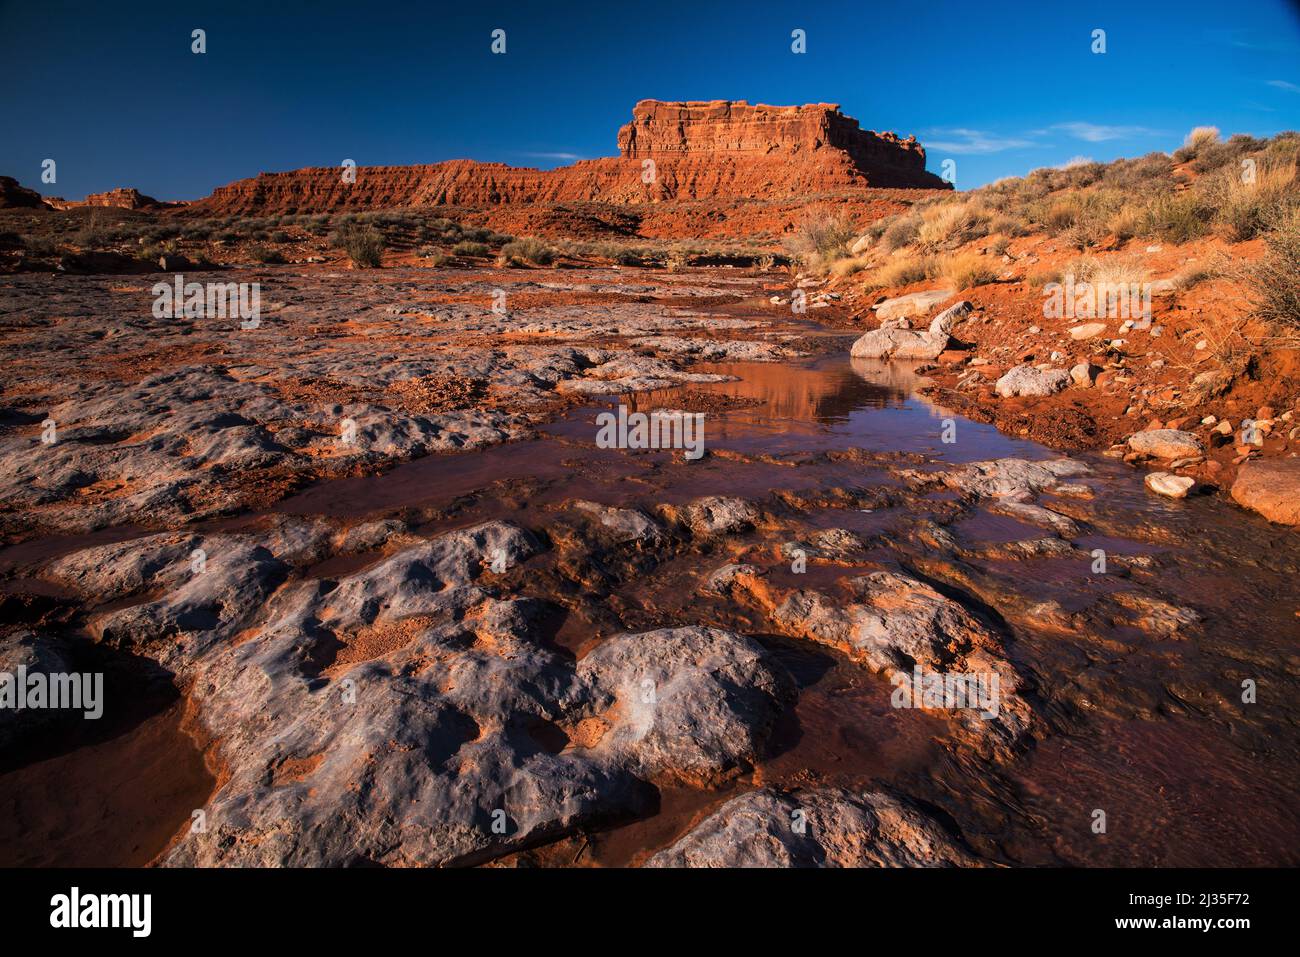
[1,264,1297,867]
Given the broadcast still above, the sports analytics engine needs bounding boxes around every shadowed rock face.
[189,100,948,217]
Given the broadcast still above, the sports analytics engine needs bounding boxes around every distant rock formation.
[189,99,949,216]
[83,187,163,209]
[0,176,50,210]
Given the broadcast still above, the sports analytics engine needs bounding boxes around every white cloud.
[1267,79,1300,93]
[923,129,1036,155]
[1051,121,1158,142]
[516,151,585,161]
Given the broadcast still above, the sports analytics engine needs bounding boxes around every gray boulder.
[994,364,1070,397]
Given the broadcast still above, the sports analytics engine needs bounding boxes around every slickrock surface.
[0,267,792,536]
[2,265,1297,871]
[645,788,979,867]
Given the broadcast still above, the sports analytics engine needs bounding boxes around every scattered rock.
[1068,322,1107,341]
[1231,459,1300,525]
[850,327,949,361]
[994,364,1070,398]
[1127,429,1204,460]
[1145,472,1195,499]
[872,289,954,322]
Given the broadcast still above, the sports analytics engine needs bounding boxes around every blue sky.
[2,0,1299,200]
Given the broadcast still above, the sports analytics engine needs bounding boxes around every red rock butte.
[188,100,950,217]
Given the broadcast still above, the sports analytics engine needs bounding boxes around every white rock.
[1145,472,1195,499]
[995,364,1071,398]
[1069,322,1107,340]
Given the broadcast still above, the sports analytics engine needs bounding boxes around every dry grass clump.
[882,213,922,251]
[939,252,998,291]
[1249,206,1300,340]
[1170,254,1230,292]
[1207,159,1299,241]
[915,201,990,251]
[330,224,385,268]
[1064,254,1151,287]
[498,236,555,266]
[783,209,857,271]
[850,252,938,291]
[1174,126,1222,163]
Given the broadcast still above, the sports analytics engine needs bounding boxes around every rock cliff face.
[189,100,948,216]
[0,176,50,210]
[83,187,163,209]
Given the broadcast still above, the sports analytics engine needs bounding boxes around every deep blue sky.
[3,0,1299,200]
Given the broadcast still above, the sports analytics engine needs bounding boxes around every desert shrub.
[1171,254,1229,292]
[72,214,111,249]
[1142,191,1215,242]
[137,238,179,262]
[1027,268,1062,289]
[1192,133,1266,174]
[330,224,385,268]
[989,235,1010,256]
[988,214,1028,238]
[858,253,937,291]
[1174,126,1221,163]
[249,244,285,264]
[1042,196,1080,232]
[1249,206,1300,337]
[940,252,998,290]
[1101,152,1176,195]
[1065,254,1150,287]
[882,213,922,251]
[417,247,454,266]
[1208,159,1299,241]
[915,201,989,250]
[499,236,555,266]
[829,255,870,278]
[783,209,857,269]
[269,229,290,244]
[452,240,491,258]
[1107,203,1145,243]
[20,235,58,257]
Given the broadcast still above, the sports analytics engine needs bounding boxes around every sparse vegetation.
[249,244,285,264]
[939,252,998,291]
[330,224,385,268]
[498,236,556,266]
[783,209,857,271]
[1249,206,1300,339]
[452,240,491,258]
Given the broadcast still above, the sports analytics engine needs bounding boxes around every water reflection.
[625,353,1046,462]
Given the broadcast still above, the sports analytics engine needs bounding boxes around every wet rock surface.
[2,267,1298,869]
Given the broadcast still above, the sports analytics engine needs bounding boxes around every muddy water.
[3,342,1298,867]
[277,345,1300,867]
